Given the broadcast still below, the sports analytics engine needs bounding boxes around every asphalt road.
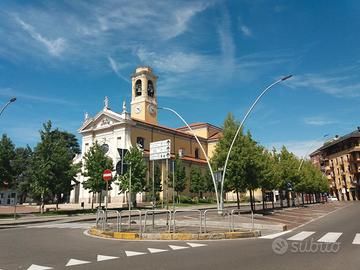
[1,202,359,270]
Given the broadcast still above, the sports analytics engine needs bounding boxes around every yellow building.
[70,67,222,205]
[310,129,360,201]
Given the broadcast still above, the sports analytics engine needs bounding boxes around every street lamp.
[0,97,17,117]
[220,75,293,210]
[158,107,220,210]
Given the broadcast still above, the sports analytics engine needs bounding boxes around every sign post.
[103,169,112,214]
[150,139,171,224]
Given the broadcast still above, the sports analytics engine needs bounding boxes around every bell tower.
[130,66,158,125]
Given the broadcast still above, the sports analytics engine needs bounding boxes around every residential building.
[310,128,360,201]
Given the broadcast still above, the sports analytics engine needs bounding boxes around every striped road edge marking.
[352,234,360,245]
[259,230,292,239]
[317,232,343,243]
[287,231,316,241]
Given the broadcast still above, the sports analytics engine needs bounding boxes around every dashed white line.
[287,231,315,241]
[352,233,360,245]
[169,245,189,250]
[65,259,91,267]
[125,251,147,257]
[27,264,53,270]
[317,232,343,243]
[148,248,168,254]
[187,242,207,247]
[97,255,119,262]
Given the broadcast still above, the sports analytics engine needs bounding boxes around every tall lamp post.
[158,107,220,210]
[220,75,293,210]
[0,97,17,117]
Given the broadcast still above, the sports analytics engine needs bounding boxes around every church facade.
[70,67,222,206]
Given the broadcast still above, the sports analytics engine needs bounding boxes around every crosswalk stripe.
[259,230,292,239]
[317,232,342,243]
[287,231,315,241]
[352,234,360,245]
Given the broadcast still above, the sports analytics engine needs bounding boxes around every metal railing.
[173,210,202,233]
[203,209,231,233]
[119,209,142,234]
[143,210,172,233]
[96,209,106,230]
[105,210,120,232]
[230,209,241,232]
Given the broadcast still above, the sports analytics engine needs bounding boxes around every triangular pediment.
[79,109,130,133]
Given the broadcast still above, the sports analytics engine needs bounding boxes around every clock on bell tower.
[130,66,158,125]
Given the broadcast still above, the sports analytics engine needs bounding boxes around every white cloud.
[0,87,74,106]
[266,140,325,158]
[240,25,252,37]
[14,16,67,57]
[107,56,130,82]
[303,116,335,126]
[285,68,360,97]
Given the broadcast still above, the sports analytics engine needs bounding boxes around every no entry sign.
[103,169,112,182]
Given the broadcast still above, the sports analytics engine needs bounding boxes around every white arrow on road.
[148,248,168,254]
[27,265,53,270]
[169,245,189,250]
[97,255,119,262]
[65,259,91,267]
[125,251,147,257]
[187,242,208,248]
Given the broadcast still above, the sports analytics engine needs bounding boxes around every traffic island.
[88,227,261,240]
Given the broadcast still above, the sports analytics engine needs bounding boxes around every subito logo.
[272,238,288,255]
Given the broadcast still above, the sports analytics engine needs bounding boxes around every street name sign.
[150,139,171,161]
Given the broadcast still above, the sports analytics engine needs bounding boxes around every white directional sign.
[150,139,171,161]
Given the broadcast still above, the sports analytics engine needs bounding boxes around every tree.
[31,121,80,212]
[169,155,186,200]
[277,146,301,207]
[117,146,147,207]
[189,166,205,199]
[82,142,113,208]
[0,134,16,189]
[12,146,33,203]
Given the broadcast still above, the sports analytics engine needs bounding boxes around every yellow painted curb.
[114,232,140,239]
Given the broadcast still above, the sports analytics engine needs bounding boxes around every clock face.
[148,104,156,115]
[135,105,142,114]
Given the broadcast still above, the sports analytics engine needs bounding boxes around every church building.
[70,67,222,206]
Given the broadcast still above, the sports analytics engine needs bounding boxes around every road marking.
[65,259,91,266]
[287,231,316,241]
[27,264,53,270]
[125,251,147,257]
[169,245,189,250]
[317,232,342,243]
[187,242,207,248]
[259,230,292,239]
[97,255,119,262]
[352,234,360,245]
[148,248,168,254]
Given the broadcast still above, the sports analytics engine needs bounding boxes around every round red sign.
[103,169,112,181]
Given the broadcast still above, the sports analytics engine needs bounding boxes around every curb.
[88,227,261,240]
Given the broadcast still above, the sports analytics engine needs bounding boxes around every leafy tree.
[82,142,113,208]
[169,155,186,199]
[277,146,301,207]
[146,162,162,202]
[117,146,147,207]
[31,121,80,211]
[12,146,33,203]
[189,166,205,199]
[0,134,15,188]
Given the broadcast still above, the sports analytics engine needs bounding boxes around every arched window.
[147,80,154,97]
[195,148,200,159]
[135,80,142,96]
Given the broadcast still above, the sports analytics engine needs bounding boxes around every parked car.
[327,196,338,202]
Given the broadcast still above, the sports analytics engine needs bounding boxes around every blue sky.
[0,0,360,157]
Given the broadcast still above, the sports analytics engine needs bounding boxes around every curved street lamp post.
[158,107,220,210]
[0,97,17,117]
[219,75,293,210]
